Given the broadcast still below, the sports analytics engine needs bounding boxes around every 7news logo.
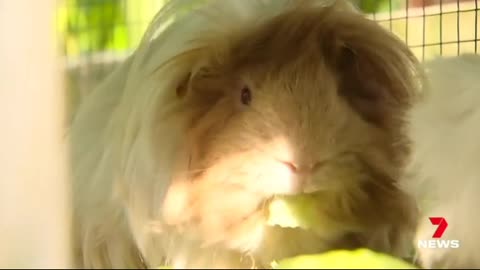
[417,217,460,249]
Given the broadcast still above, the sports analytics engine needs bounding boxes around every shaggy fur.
[69,0,424,268]
[404,54,480,269]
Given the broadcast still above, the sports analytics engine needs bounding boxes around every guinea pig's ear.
[332,41,419,129]
[174,65,230,104]
[176,72,192,98]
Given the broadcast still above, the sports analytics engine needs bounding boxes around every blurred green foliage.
[57,0,400,57]
[57,0,166,56]
[358,0,403,13]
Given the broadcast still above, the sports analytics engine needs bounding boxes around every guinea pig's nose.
[281,160,299,173]
[279,160,323,174]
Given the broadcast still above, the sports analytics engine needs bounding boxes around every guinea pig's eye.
[240,86,252,105]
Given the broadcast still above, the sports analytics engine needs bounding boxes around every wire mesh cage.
[366,0,479,60]
[58,0,480,112]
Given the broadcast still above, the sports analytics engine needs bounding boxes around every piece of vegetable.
[266,194,322,229]
[271,248,418,269]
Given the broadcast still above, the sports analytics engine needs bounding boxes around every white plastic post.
[0,0,72,267]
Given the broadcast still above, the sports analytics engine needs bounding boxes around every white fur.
[405,54,480,268]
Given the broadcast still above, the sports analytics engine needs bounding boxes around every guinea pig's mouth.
[229,195,275,227]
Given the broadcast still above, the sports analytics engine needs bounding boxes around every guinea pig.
[403,54,480,269]
[68,0,422,268]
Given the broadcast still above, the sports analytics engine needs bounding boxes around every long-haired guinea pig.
[69,0,422,268]
[403,54,480,269]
